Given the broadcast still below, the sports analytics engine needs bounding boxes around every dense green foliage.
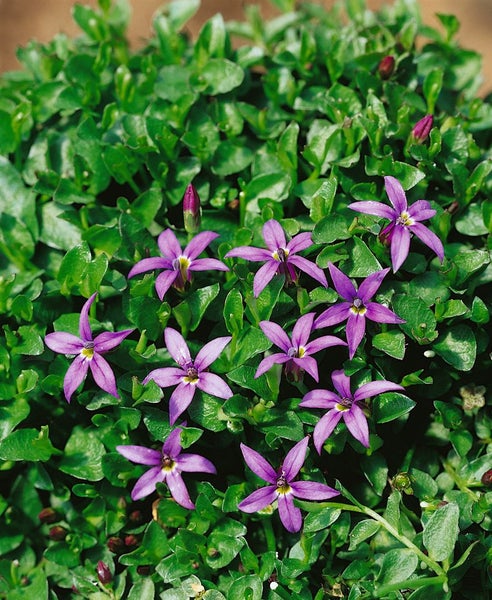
[0,0,491,598]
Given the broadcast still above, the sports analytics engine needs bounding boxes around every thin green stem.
[375,575,446,596]
[263,517,276,553]
[442,460,480,501]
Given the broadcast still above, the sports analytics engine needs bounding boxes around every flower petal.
[157,229,182,259]
[331,369,352,399]
[162,428,182,457]
[79,292,97,341]
[197,372,233,399]
[224,246,271,261]
[116,445,162,466]
[286,231,312,254]
[291,313,315,349]
[169,383,196,425]
[289,255,328,287]
[354,380,404,401]
[407,200,436,221]
[262,219,286,251]
[365,302,404,323]
[194,336,231,371]
[166,470,195,509]
[390,225,411,272]
[259,320,291,352]
[44,332,84,355]
[253,260,279,297]
[294,356,319,381]
[238,486,277,513]
[278,494,302,533]
[299,389,340,409]
[143,367,184,388]
[63,354,89,402]
[410,222,444,262]
[346,312,366,359]
[282,436,309,481]
[304,335,347,355]
[314,303,351,329]
[240,443,276,483]
[94,329,134,353]
[348,200,396,220]
[384,176,408,213]
[254,353,290,378]
[128,257,170,279]
[184,231,219,260]
[328,263,356,301]
[131,466,164,501]
[155,269,179,301]
[313,409,343,453]
[357,268,390,302]
[164,328,192,366]
[344,403,370,447]
[290,480,339,501]
[188,257,229,272]
[178,453,217,474]
[90,353,119,397]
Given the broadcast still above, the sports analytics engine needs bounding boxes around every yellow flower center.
[183,366,199,384]
[276,472,292,495]
[161,455,176,472]
[272,247,289,263]
[350,297,367,315]
[397,211,414,227]
[81,342,95,359]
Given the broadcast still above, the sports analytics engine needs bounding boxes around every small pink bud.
[97,561,112,585]
[378,55,395,79]
[412,114,433,143]
[38,507,60,524]
[481,469,492,486]
[183,183,201,234]
[48,526,67,541]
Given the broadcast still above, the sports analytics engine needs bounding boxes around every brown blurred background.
[1,0,491,94]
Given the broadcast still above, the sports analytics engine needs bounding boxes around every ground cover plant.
[0,0,491,597]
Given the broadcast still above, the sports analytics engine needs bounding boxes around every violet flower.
[224,219,327,297]
[255,313,346,383]
[300,369,404,452]
[44,292,134,402]
[144,328,233,425]
[128,229,228,300]
[116,428,216,508]
[348,176,444,272]
[314,263,404,359]
[238,436,339,533]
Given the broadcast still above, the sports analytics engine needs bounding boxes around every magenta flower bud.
[378,55,395,79]
[96,561,112,585]
[183,183,201,234]
[412,114,433,143]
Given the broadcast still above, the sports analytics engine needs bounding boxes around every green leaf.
[196,59,244,95]
[227,575,263,600]
[59,426,105,481]
[345,237,382,277]
[372,330,406,359]
[0,426,56,462]
[455,203,489,236]
[392,294,438,344]
[348,519,381,550]
[223,288,244,335]
[423,502,460,562]
[227,365,277,402]
[373,392,416,424]
[173,284,220,334]
[432,324,476,371]
[377,548,418,584]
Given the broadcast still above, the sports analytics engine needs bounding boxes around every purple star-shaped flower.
[238,436,339,533]
[224,219,327,297]
[116,427,216,508]
[44,292,134,402]
[300,370,404,451]
[314,263,404,359]
[348,176,444,272]
[143,328,233,425]
[255,313,346,383]
[128,229,228,300]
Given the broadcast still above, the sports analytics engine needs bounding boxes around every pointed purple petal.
[197,372,233,399]
[194,336,231,371]
[259,320,291,352]
[262,219,286,251]
[365,302,405,323]
[282,436,309,481]
[278,494,302,533]
[178,453,216,474]
[169,383,196,425]
[116,445,162,465]
[328,263,356,301]
[166,471,195,509]
[354,380,404,401]
[90,353,118,397]
[348,200,396,220]
[63,354,89,402]
[289,255,328,287]
[313,410,343,453]
[164,328,192,366]
[407,200,436,221]
[128,257,170,279]
[346,312,366,359]
[384,176,408,213]
[155,270,179,301]
[286,232,312,254]
[254,354,290,378]
[79,292,97,341]
[240,444,277,483]
[314,303,351,329]
[390,225,411,272]
[131,466,164,501]
[299,389,340,409]
[238,486,277,513]
[188,257,229,272]
[331,369,352,399]
[157,229,182,259]
[162,428,183,457]
[184,231,219,260]
[357,268,390,302]
[304,335,347,354]
[291,313,315,348]
[94,329,134,353]
[253,261,279,297]
[344,404,370,447]
[410,222,444,262]
[294,356,319,382]
[290,480,339,501]
[44,332,84,355]
[224,246,271,261]
[143,367,184,388]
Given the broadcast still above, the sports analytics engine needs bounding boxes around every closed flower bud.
[183,183,201,234]
[124,534,139,549]
[38,507,60,524]
[48,526,67,541]
[481,469,492,486]
[378,55,395,79]
[107,536,125,554]
[96,561,112,585]
[412,114,433,142]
